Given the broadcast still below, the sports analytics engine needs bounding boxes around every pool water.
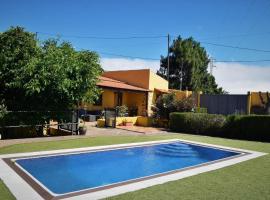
[16,142,239,194]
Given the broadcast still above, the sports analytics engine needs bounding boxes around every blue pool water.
[16,142,239,194]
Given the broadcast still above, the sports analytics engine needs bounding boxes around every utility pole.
[35,32,38,40]
[209,57,216,75]
[180,59,183,90]
[167,34,170,83]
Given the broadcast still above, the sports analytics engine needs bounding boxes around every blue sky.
[1,0,270,93]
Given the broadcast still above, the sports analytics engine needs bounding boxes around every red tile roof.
[154,88,170,93]
[97,76,149,92]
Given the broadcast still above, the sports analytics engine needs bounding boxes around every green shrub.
[0,102,7,119]
[169,112,270,141]
[169,112,225,136]
[225,115,270,141]
[116,105,128,117]
[194,107,207,113]
[151,93,194,120]
[0,127,39,139]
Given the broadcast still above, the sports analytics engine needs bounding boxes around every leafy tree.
[151,93,194,120]
[157,36,225,94]
[0,26,39,110]
[0,27,102,127]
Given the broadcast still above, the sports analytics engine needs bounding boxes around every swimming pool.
[1,139,264,200]
[16,141,241,194]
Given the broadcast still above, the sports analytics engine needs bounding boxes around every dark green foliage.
[194,107,207,113]
[0,26,102,111]
[0,101,7,119]
[157,36,224,94]
[116,105,128,117]
[151,93,194,120]
[169,112,225,135]
[224,115,270,141]
[0,26,102,138]
[0,26,102,131]
[170,113,270,141]
[0,27,39,110]
[174,96,195,112]
[152,93,176,119]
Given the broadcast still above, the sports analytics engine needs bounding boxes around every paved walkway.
[0,126,171,148]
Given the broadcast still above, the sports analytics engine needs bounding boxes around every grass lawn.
[0,133,269,200]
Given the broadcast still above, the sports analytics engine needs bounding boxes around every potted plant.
[122,119,133,126]
[78,119,87,135]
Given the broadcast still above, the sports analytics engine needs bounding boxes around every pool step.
[155,144,199,157]
[155,150,199,158]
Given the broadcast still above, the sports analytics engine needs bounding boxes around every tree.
[151,93,194,120]
[0,26,39,110]
[157,36,225,94]
[0,26,102,126]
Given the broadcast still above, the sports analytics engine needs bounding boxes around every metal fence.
[0,110,79,139]
[200,94,248,115]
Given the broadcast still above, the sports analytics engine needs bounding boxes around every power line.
[38,31,270,53]
[198,32,270,40]
[97,50,270,63]
[201,41,270,53]
[37,32,167,40]
[97,51,160,60]
[170,35,270,53]
[214,59,270,63]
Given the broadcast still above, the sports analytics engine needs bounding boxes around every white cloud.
[213,62,270,94]
[100,57,270,94]
[100,58,160,72]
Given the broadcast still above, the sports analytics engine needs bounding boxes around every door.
[114,92,123,106]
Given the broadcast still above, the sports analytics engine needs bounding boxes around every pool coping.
[0,139,267,200]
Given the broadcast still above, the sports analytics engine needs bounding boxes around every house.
[82,69,192,117]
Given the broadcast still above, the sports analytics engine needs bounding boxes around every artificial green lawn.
[0,134,269,200]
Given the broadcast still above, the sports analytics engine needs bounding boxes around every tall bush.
[170,112,225,135]
[151,93,194,120]
[170,112,270,142]
[224,115,270,141]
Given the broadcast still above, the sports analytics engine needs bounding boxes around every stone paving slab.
[0,126,171,148]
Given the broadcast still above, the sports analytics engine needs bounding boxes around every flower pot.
[79,126,87,135]
[124,122,133,126]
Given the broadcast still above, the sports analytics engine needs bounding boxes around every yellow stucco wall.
[84,89,147,116]
[82,89,115,110]
[170,90,193,99]
[249,91,270,114]
[124,92,147,116]
[97,116,153,127]
[250,92,269,106]
[102,69,150,89]
[147,70,169,115]
[149,70,168,90]
[86,69,170,117]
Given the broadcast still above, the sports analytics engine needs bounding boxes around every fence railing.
[0,110,79,139]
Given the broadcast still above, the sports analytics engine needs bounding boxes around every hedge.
[169,112,226,136]
[224,115,270,141]
[169,112,270,141]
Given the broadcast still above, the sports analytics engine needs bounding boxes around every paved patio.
[0,125,171,148]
